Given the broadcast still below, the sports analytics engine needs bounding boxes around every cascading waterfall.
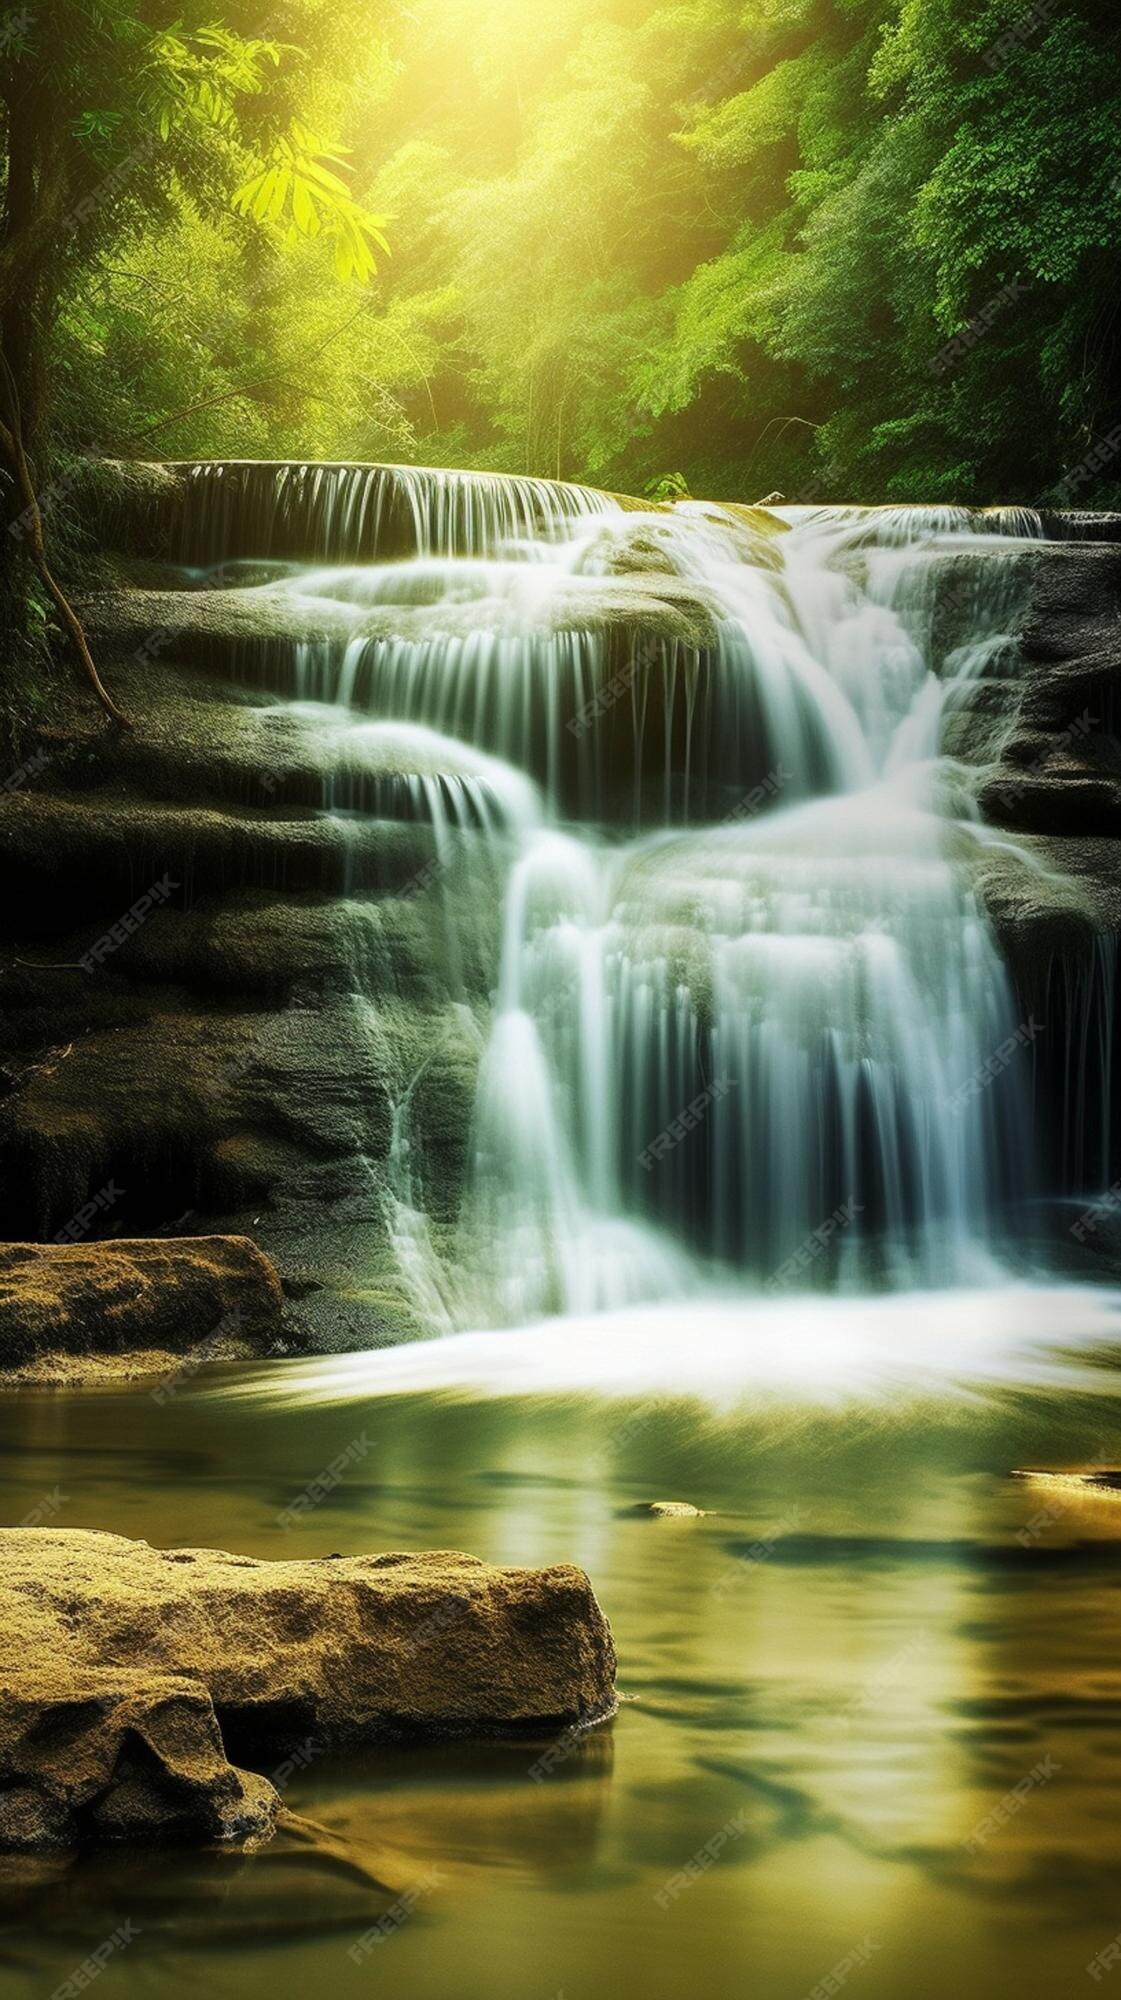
[183,467,1066,1327]
[452,504,1045,1318]
[174,459,618,564]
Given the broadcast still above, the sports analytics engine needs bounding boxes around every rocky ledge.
[0,1234,285,1382]
[0,1529,617,1851]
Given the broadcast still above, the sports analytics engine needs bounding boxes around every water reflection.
[0,1347,1119,2000]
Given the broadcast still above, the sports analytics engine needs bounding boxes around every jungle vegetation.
[1,0,1118,536]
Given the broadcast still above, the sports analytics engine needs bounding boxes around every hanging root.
[0,350,131,731]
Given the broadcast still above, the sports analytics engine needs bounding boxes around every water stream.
[233,485,1061,1323]
[5,469,1121,2000]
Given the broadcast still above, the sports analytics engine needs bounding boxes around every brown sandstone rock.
[0,1529,617,1850]
[0,1235,285,1376]
[0,1674,279,1850]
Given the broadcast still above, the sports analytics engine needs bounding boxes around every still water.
[3,1289,1121,2000]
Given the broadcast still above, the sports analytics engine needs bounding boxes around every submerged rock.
[0,1529,618,1851]
[637,1501,706,1518]
[0,1235,284,1381]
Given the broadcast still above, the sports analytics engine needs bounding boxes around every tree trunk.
[0,81,129,728]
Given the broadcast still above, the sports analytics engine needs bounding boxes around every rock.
[0,1530,618,1741]
[0,783,441,923]
[80,458,652,564]
[1033,510,1121,543]
[755,491,787,505]
[6,483,1121,1350]
[0,1235,285,1379]
[0,968,479,1354]
[638,1500,706,1518]
[0,643,490,1348]
[0,1673,279,1850]
[1012,1465,1121,1496]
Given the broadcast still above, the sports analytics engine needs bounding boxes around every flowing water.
[235,484,1071,1316]
[3,1319,1121,2000]
[6,470,1121,1996]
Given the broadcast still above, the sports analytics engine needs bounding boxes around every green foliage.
[4,0,1118,503]
[644,471,692,501]
[232,120,390,283]
[139,23,284,141]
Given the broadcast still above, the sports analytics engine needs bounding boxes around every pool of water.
[3,1290,1121,2000]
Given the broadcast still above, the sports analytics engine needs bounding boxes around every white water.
[216,1286,1121,1411]
[179,459,617,563]
[224,478,1074,1325]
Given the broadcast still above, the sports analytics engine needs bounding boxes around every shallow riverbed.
[3,1289,1121,2000]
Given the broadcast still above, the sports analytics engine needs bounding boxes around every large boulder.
[0,1235,285,1379]
[0,1529,617,1850]
[0,1531,619,1739]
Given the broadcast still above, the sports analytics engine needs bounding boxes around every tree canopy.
[3,0,1119,502]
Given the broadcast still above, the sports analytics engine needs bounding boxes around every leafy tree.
[0,1,390,717]
[4,0,1119,660]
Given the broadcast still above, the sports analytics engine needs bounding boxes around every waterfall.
[451,503,1044,1317]
[175,465,1069,1324]
[173,460,618,564]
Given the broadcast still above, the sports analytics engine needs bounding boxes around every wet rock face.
[0,649,492,1351]
[3,475,1120,1333]
[956,542,1121,1204]
[0,1235,284,1380]
[0,1529,618,1850]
